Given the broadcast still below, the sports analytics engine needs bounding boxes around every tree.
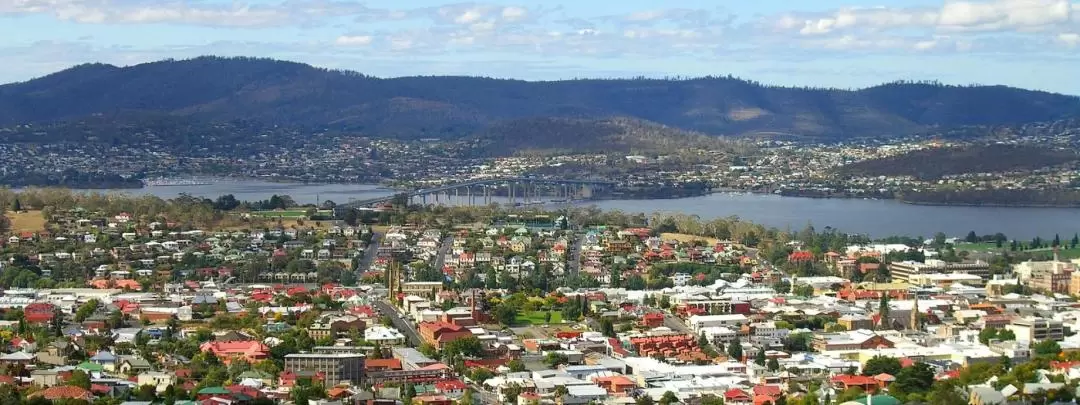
[554,386,570,405]
[660,391,680,405]
[755,349,767,366]
[69,370,92,390]
[965,231,978,243]
[891,362,935,399]
[861,355,902,376]
[74,299,100,323]
[544,352,570,368]
[469,368,494,383]
[135,384,158,401]
[1034,340,1062,357]
[495,303,518,327]
[767,358,780,372]
[443,336,484,362]
[600,318,616,338]
[507,359,527,372]
[636,395,655,405]
[501,384,524,403]
[835,388,864,404]
[877,293,890,330]
[727,341,743,361]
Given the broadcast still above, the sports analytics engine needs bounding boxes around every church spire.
[910,292,920,331]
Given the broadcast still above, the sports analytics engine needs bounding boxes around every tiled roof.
[30,386,94,401]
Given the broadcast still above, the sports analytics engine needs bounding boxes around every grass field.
[661,233,719,246]
[5,210,47,233]
[518,311,563,326]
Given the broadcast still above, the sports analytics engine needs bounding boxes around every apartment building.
[1006,317,1064,342]
[888,259,990,283]
[284,353,365,386]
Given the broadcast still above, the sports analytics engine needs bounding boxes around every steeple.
[910,292,920,331]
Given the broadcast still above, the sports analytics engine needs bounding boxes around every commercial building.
[284,353,365,386]
[1006,317,1064,342]
[888,260,990,283]
[907,272,985,288]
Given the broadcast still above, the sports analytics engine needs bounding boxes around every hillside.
[470,117,735,156]
[1,56,1079,143]
[836,144,1080,180]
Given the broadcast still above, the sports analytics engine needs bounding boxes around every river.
[42,180,1080,239]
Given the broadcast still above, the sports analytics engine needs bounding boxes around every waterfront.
[26,180,1080,239]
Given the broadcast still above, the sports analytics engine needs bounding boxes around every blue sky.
[2,0,1079,94]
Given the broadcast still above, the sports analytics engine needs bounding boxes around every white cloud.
[913,39,938,50]
[335,35,373,46]
[453,8,484,24]
[625,10,665,22]
[777,0,1076,36]
[470,20,496,32]
[1059,32,1080,46]
[938,0,1071,31]
[501,6,527,22]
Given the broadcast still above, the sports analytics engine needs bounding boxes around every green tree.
[835,387,864,404]
[135,384,158,401]
[600,318,616,338]
[660,391,680,405]
[443,336,484,359]
[891,362,935,400]
[727,341,743,361]
[755,349,767,366]
[1034,340,1062,357]
[507,359,527,372]
[636,395,655,405]
[69,370,92,390]
[767,358,780,372]
[861,355,902,376]
[545,352,570,368]
[495,303,517,326]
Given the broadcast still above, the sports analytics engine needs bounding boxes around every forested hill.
[1,56,1079,141]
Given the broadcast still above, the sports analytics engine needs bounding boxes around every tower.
[910,292,920,331]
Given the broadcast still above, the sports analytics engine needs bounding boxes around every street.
[372,300,423,347]
[357,232,383,273]
[568,233,584,276]
[431,236,455,274]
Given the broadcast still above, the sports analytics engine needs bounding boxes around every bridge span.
[340,177,616,209]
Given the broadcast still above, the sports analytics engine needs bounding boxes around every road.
[372,300,422,347]
[429,236,455,276]
[568,233,584,276]
[468,383,500,405]
[663,313,693,334]
[357,232,383,273]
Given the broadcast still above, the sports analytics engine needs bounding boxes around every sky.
[1,0,1079,94]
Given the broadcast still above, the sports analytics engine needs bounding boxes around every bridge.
[339,177,617,209]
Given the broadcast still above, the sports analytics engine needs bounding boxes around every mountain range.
[2,56,1079,146]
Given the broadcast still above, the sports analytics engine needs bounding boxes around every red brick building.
[24,303,55,324]
[418,322,473,349]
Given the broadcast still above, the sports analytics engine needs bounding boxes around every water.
[36,180,1080,239]
[37,180,396,207]
[583,193,1080,239]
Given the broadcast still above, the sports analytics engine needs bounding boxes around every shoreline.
[8,179,1080,209]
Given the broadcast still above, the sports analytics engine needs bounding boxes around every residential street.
[568,233,583,276]
[357,232,382,273]
[431,236,455,276]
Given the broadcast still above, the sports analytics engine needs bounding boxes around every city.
[1,192,1079,405]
